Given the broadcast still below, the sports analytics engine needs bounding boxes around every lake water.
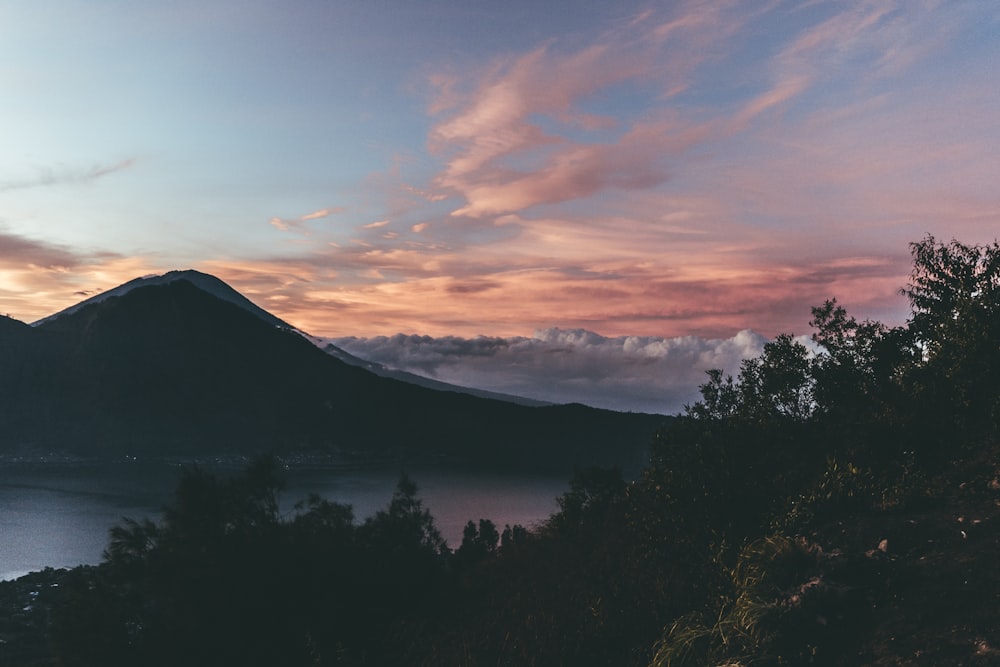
[0,461,569,581]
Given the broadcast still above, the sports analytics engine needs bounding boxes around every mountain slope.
[2,278,665,469]
[314,338,552,407]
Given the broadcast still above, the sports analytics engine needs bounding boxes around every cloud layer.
[332,328,782,414]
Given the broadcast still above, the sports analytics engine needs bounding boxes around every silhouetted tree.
[902,235,1000,440]
[455,518,500,566]
[500,522,528,550]
[549,466,625,534]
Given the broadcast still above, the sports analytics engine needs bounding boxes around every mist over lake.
[0,461,566,581]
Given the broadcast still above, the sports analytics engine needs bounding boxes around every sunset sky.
[2,1,998,412]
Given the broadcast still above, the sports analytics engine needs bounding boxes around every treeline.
[43,236,1000,665]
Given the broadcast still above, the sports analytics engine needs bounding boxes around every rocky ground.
[805,479,1000,666]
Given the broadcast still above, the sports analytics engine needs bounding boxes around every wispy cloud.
[424,1,786,218]
[270,207,347,232]
[301,207,344,221]
[0,159,135,193]
[423,0,981,227]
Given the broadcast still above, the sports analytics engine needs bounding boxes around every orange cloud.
[0,251,164,324]
[301,207,345,221]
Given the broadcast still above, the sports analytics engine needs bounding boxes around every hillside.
[0,276,665,469]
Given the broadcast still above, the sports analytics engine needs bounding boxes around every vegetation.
[2,235,999,665]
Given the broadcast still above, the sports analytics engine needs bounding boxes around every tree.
[455,518,500,566]
[686,334,815,425]
[904,236,1000,357]
[902,235,1000,438]
[808,298,914,448]
[104,517,160,573]
[741,333,815,422]
[52,462,457,667]
[500,523,528,550]
[550,466,626,534]
[360,473,446,556]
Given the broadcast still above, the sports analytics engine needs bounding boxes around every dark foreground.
[2,477,999,666]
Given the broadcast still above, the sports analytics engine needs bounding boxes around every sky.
[2,0,998,413]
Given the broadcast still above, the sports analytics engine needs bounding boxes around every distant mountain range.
[0,271,666,470]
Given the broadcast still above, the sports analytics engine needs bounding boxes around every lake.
[0,461,569,581]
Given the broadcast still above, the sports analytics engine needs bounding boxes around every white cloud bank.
[331,328,792,415]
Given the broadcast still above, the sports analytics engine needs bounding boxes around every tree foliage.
[50,462,453,667]
[903,236,1000,437]
[643,235,1000,665]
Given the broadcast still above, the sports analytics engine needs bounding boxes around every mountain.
[38,270,549,408]
[0,274,666,470]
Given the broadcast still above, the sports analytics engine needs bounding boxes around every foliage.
[776,458,879,531]
[650,536,829,667]
[903,236,1000,440]
[549,465,626,534]
[49,461,452,667]
[644,235,1000,665]
[454,518,500,567]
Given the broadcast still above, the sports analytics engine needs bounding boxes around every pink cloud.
[269,207,348,233]
[224,198,911,339]
[428,20,691,217]
[301,207,345,221]
[424,1,808,218]
[447,115,713,217]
